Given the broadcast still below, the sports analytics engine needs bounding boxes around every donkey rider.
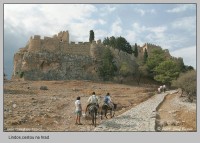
[85,92,99,114]
[104,93,114,110]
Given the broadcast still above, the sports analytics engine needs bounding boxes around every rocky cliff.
[12,31,137,81]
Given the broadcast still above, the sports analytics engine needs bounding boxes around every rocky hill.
[12,31,173,81]
[12,31,139,81]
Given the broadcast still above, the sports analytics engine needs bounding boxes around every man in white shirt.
[85,92,99,113]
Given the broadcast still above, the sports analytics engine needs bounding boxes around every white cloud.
[98,19,106,25]
[166,4,195,13]
[134,8,146,16]
[4,4,98,38]
[95,29,109,40]
[171,16,196,33]
[105,5,116,12]
[171,46,196,68]
[111,17,122,36]
[134,8,156,16]
[131,22,167,40]
[124,22,167,47]
[100,5,116,16]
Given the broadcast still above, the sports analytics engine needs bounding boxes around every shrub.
[172,70,196,101]
[40,86,48,90]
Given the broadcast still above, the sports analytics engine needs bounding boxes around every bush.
[40,86,48,90]
[172,70,196,100]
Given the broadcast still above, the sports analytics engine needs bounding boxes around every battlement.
[26,30,105,59]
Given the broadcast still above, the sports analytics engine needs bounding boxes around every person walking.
[75,96,82,125]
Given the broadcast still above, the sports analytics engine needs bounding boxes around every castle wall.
[90,41,103,60]
[64,43,91,56]
[42,38,60,52]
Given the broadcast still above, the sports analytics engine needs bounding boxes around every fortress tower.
[57,31,69,43]
[28,35,41,52]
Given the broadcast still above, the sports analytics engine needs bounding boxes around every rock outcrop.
[12,31,137,81]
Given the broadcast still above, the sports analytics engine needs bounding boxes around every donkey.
[87,104,99,127]
[100,103,117,120]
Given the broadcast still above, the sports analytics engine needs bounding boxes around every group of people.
[158,85,166,93]
[74,92,114,125]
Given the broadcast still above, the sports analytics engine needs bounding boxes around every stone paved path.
[94,90,178,131]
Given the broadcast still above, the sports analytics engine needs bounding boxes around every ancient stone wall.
[66,43,91,56]
[12,30,148,81]
[26,31,107,60]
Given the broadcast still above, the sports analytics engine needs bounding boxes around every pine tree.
[89,30,95,43]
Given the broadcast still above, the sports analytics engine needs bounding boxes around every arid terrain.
[156,92,196,131]
[3,80,196,132]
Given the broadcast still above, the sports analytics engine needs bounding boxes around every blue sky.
[4,4,196,79]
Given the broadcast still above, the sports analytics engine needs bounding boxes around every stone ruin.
[12,30,124,80]
[12,30,169,81]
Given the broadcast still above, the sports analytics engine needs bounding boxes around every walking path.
[94,90,178,131]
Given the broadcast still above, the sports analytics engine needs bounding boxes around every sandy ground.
[3,80,196,132]
[4,80,156,131]
[157,92,196,131]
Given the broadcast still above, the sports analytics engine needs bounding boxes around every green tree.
[99,48,117,81]
[102,36,133,54]
[174,57,185,72]
[89,30,95,43]
[146,48,165,75]
[134,43,138,57]
[103,37,110,45]
[154,60,181,85]
[119,62,132,77]
[135,64,148,85]
[183,65,194,72]
[116,36,133,54]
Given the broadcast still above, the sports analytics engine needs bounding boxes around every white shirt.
[75,100,81,111]
[88,95,99,104]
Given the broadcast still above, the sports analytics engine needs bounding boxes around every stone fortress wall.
[12,30,105,80]
[27,31,103,58]
[12,30,177,81]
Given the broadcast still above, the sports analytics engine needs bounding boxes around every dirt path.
[156,92,196,131]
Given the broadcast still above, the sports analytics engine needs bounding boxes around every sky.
[4,4,196,79]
